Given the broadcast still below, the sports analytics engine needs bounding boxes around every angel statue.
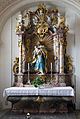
[31,42,47,75]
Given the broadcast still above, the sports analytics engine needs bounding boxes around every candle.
[27,63,30,84]
[51,62,52,72]
[50,62,53,83]
[28,63,30,71]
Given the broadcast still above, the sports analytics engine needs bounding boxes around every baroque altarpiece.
[13,3,73,86]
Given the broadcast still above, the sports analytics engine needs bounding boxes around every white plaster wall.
[0,18,11,109]
[66,10,80,109]
[75,15,80,109]
[11,12,19,85]
[0,12,20,109]
[0,5,80,109]
[65,9,76,61]
[65,9,76,87]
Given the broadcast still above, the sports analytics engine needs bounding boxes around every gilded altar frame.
[13,3,73,86]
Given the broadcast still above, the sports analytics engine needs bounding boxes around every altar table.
[3,86,74,97]
[3,86,74,113]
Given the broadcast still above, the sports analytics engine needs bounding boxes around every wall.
[75,15,80,109]
[0,4,80,109]
[11,12,19,85]
[65,9,80,109]
[0,12,19,109]
[0,18,11,109]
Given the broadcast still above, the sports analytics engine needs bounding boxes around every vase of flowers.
[31,77,44,88]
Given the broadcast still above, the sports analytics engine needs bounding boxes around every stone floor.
[0,109,79,119]
[75,111,80,119]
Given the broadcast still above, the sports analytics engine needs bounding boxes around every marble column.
[17,35,23,83]
[53,35,59,73]
[53,36,57,72]
[56,36,60,73]
[16,13,25,83]
[59,38,64,74]
[22,43,27,73]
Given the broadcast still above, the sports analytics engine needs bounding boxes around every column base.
[58,74,66,86]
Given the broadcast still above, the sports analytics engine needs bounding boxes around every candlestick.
[28,63,30,71]
[51,62,53,83]
[27,63,30,84]
[51,62,52,71]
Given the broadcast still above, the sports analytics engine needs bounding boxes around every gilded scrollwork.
[18,40,22,47]
[35,23,48,39]
[15,3,73,84]
[26,9,31,29]
[13,57,19,73]
[64,54,73,73]
[16,14,26,32]
[24,3,59,33]
[26,38,31,62]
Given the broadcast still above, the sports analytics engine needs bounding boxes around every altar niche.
[13,3,73,86]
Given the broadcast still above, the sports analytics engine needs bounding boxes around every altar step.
[12,108,68,113]
[0,110,76,119]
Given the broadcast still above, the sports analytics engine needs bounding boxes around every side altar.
[13,3,73,86]
[3,4,74,113]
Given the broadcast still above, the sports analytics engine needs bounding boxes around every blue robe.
[32,47,47,74]
[35,54,45,73]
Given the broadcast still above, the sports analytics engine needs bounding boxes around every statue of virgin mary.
[32,42,47,75]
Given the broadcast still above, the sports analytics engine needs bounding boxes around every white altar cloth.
[3,86,74,97]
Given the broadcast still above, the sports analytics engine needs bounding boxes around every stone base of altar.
[9,97,74,113]
[12,108,68,114]
[4,87,74,114]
